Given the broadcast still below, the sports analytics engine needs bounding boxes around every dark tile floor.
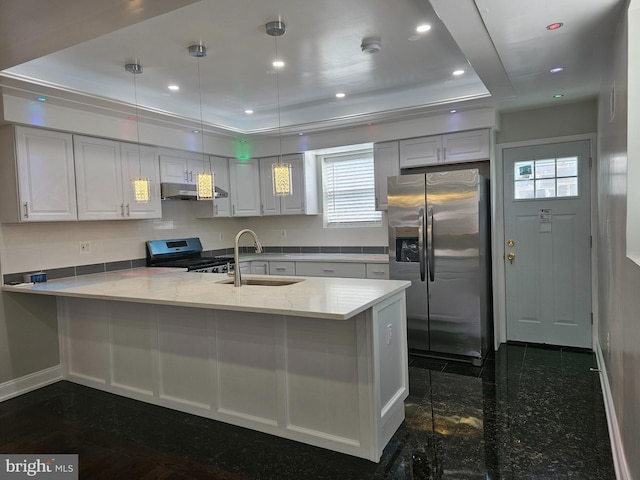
[0,343,615,479]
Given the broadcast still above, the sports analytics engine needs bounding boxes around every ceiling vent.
[361,37,381,54]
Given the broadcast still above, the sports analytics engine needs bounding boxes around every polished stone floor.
[0,343,615,479]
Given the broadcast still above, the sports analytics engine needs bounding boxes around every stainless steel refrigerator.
[388,168,491,365]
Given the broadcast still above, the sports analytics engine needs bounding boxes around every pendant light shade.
[189,43,214,201]
[125,62,150,203]
[267,20,293,197]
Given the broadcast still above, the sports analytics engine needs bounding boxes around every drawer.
[269,261,296,276]
[366,263,389,279]
[295,262,366,278]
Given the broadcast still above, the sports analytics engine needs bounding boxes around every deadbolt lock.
[507,252,516,264]
[507,239,515,247]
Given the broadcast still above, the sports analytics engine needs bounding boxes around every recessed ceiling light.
[450,109,457,113]
[168,85,180,91]
[244,109,254,115]
[452,69,465,76]
[546,22,563,30]
[192,129,200,133]
[298,132,304,136]
[553,94,564,98]
[127,115,136,121]
[550,67,564,73]
[36,96,47,102]
[416,24,431,33]
[273,60,285,68]
[336,92,346,98]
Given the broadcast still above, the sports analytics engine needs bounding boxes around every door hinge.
[591,312,594,325]
[590,235,593,248]
[589,157,593,169]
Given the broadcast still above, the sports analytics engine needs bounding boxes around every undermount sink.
[216,276,304,287]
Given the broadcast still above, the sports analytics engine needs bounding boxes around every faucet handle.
[226,262,234,276]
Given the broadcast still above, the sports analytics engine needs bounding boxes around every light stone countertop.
[2,268,409,320]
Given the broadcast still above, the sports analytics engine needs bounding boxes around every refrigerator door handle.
[427,206,435,281]
[418,208,426,282]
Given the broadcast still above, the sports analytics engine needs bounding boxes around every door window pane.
[513,156,579,200]
[557,157,578,177]
[535,159,556,178]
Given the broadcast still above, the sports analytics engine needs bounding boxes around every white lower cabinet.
[238,262,251,274]
[269,261,295,276]
[295,261,366,278]
[0,125,78,222]
[250,261,268,275]
[366,263,389,279]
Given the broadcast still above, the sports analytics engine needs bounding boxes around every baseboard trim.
[0,365,62,402]
[595,342,631,480]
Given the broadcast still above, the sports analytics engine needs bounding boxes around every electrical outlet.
[281,229,287,239]
[79,241,91,254]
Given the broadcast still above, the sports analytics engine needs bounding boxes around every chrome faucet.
[233,229,263,286]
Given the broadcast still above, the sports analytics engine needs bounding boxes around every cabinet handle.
[23,202,29,218]
[189,171,193,182]
[437,148,441,163]
[232,205,235,216]
[261,204,264,214]
[443,147,447,161]
[184,171,188,182]
[126,204,130,217]
[214,204,218,215]
[322,268,335,272]
[275,267,286,271]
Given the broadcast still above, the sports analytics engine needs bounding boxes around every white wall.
[596,1,639,477]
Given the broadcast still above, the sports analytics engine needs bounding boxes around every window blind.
[322,151,382,226]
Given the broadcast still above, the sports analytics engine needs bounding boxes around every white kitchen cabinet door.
[229,158,261,217]
[250,261,269,275]
[195,155,231,218]
[120,143,162,219]
[159,150,210,185]
[9,126,78,222]
[442,129,490,164]
[399,136,442,168]
[74,136,124,220]
[373,141,400,211]
[259,156,280,215]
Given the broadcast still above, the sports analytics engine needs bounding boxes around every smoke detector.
[361,37,381,54]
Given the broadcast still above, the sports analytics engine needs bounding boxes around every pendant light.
[188,43,214,200]
[125,62,150,203]
[266,20,293,197]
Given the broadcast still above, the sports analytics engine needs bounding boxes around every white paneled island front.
[3,269,410,462]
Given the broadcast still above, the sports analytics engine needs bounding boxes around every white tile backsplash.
[0,201,387,275]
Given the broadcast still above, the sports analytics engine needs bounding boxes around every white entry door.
[503,140,591,348]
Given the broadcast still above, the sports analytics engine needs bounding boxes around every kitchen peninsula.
[2,268,410,462]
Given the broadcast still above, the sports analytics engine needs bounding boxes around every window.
[513,156,579,200]
[321,149,382,227]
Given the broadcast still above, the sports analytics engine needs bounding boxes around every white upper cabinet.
[442,130,490,164]
[0,125,78,222]
[75,136,161,220]
[119,143,162,219]
[229,158,261,217]
[399,129,490,168]
[159,149,210,185]
[399,136,442,168]
[195,155,231,218]
[373,141,400,211]
[259,153,318,216]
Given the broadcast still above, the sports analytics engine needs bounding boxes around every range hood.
[160,183,229,200]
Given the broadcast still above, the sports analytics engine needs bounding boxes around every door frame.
[491,133,598,350]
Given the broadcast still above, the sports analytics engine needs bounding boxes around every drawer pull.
[322,269,334,272]
[275,267,286,271]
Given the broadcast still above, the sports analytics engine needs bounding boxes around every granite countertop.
[2,268,409,320]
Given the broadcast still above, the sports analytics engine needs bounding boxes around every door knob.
[507,252,515,264]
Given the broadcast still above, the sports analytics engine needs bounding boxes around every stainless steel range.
[146,237,232,273]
